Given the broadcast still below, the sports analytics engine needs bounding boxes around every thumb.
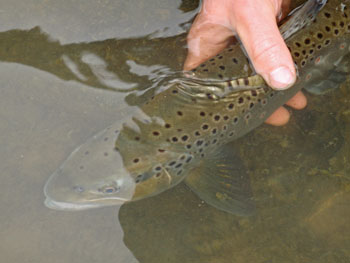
[232,0,296,90]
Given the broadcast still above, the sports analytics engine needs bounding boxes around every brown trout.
[44,0,350,214]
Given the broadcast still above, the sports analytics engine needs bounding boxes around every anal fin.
[184,143,255,216]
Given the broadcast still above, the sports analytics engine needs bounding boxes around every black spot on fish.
[223,125,227,130]
[227,103,234,110]
[133,158,139,163]
[158,149,165,153]
[309,49,314,54]
[324,39,331,46]
[229,132,234,137]
[181,135,189,141]
[334,29,339,35]
[180,155,186,161]
[209,58,215,62]
[325,26,331,32]
[152,131,160,136]
[200,111,206,117]
[232,58,238,64]
[218,74,223,79]
[200,64,206,67]
[218,56,223,59]
[223,115,229,121]
[155,166,162,171]
[186,156,192,163]
[203,69,208,72]
[177,128,182,132]
[214,115,220,121]
[340,21,345,28]
[219,65,225,70]
[172,89,178,94]
[317,32,323,39]
[175,163,182,169]
[294,52,300,57]
[244,78,249,85]
[251,90,257,97]
[155,173,162,178]
[304,38,311,45]
[233,117,239,124]
[169,161,176,166]
[228,48,233,52]
[177,111,183,116]
[212,139,217,144]
[186,144,192,149]
[294,42,301,47]
[177,170,183,176]
[135,136,140,141]
[165,123,171,128]
[324,12,331,18]
[238,97,244,104]
[195,131,200,136]
[249,102,255,108]
[172,137,178,142]
[196,140,204,147]
[202,124,209,130]
[201,153,205,158]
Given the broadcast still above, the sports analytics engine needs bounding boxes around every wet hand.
[184,0,307,126]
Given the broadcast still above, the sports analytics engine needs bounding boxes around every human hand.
[184,0,307,126]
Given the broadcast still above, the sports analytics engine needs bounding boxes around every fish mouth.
[44,196,129,211]
[44,197,103,211]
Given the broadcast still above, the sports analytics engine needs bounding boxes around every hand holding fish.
[184,0,307,126]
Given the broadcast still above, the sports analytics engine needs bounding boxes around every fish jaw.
[44,166,135,211]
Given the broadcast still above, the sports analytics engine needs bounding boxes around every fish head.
[44,122,178,211]
[44,126,137,210]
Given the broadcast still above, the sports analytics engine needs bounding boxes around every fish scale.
[44,0,350,214]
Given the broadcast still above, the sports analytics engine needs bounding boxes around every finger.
[184,17,233,70]
[285,91,307,109]
[231,0,296,90]
[265,106,290,126]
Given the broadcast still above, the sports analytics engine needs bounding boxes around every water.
[0,0,349,263]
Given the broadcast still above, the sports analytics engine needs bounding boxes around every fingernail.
[268,66,296,90]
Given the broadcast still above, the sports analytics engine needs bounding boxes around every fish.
[44,0,350,214]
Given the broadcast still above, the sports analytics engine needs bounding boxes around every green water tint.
[44,0,350,214]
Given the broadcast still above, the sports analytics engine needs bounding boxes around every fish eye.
[73,185,84,193]
[99,185,120,194]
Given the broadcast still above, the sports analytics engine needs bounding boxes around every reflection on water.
[0,0,349,262]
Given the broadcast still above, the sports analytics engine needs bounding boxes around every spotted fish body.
[44,0,350,214]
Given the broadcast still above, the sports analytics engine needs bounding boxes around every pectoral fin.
[184,143,255,216]
[305,70,348,95]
